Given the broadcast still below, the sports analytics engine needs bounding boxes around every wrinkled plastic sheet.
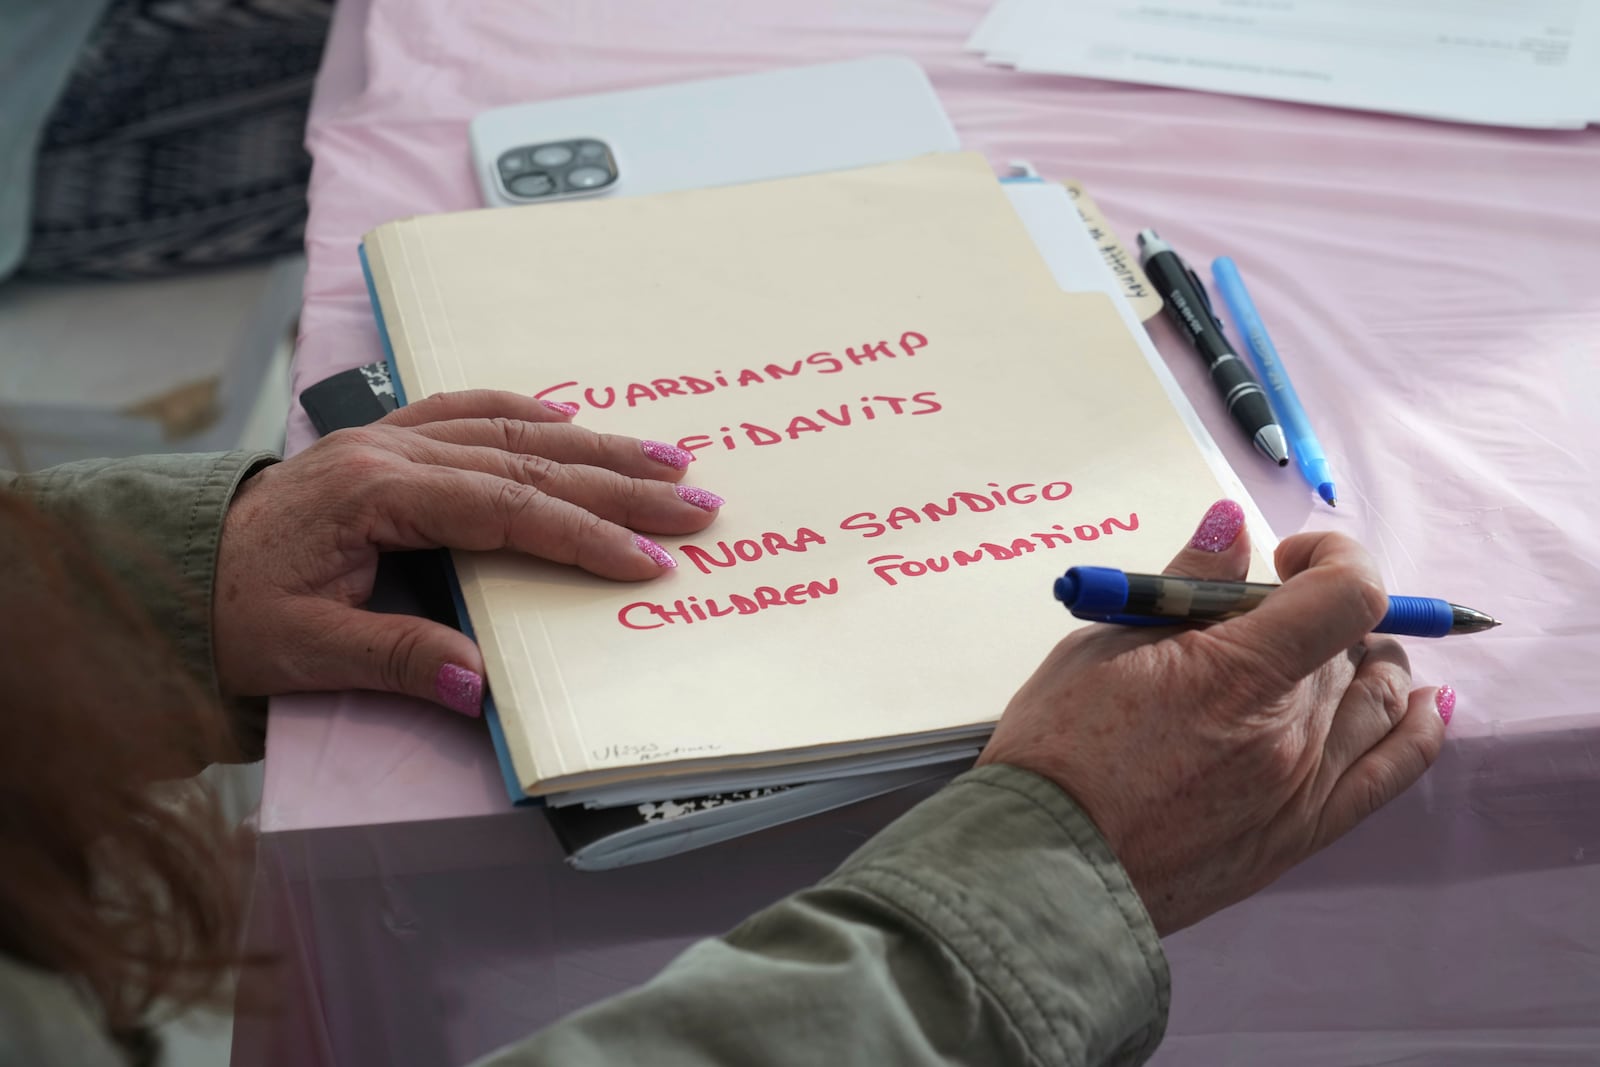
[236,0,1600,1063]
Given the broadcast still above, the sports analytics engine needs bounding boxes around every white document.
[967,0,1036,60]
[971,0,1599,129]
[1001,180,1129,302]
[564,763,961,871]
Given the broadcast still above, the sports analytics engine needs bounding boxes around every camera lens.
[498,151,532,176]
[531,145,574,167]
[507,172,556,198]
[576,141,607,160]
[565,166,611,189]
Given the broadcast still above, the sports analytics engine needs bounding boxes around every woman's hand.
[979,501,1449,935]
[213,391,723,716]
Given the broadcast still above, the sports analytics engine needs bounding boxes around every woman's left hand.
[212,390,722,716]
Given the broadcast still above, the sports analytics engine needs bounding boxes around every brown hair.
[0,489,248,1055]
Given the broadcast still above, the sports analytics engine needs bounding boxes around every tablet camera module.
[498,140,617,201]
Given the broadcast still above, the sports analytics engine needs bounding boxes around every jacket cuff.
[20,451,278,754]
[826,764,1170,1066]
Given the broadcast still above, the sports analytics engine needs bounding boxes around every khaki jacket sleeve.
[476,765,1170,1067]
[2,450,278,759]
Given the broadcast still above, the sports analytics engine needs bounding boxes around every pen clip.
[1186,267,1229,333]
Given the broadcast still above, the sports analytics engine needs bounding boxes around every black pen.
[1137,230,1288,466]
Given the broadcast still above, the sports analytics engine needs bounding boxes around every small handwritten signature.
[591,741,725,763]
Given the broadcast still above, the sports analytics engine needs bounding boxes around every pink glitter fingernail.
[641,440,694,470]
[541,400,579,417]
[435,664,483,718]
[1436,684,1456,725]
[674,485,725,511]
[1188,499,1245,553]
[634,534,677,569]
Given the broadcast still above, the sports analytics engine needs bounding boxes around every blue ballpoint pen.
[1054,567,1501,638]
[1210,257,1339,507]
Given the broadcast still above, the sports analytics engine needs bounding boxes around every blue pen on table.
[1054,567,1500,638]
[1210,256,1339,507]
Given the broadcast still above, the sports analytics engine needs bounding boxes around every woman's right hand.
[979,501,1449,935]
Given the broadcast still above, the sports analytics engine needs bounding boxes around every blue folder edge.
[359,242,535,807]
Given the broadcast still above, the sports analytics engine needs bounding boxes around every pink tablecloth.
[235,1,1600,1064]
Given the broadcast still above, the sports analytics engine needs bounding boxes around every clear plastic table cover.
[234,1,1600,1063]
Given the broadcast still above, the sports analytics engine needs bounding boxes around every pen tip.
[1256,426,1290,467]
[1318,482,1338,507]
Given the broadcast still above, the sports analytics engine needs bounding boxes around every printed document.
[970,0,1599,129]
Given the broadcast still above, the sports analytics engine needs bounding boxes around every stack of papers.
[968,0,1600,130]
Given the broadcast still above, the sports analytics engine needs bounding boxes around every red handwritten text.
[866,514,1141,586]
[536,331,930,413]
[674,392,943,456]
[840,480,1073,539]
[618,578,843,630]
[681,528,827,576]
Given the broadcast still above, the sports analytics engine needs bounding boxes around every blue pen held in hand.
[1054,567,1500,638]
[1210,257,1339,507]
